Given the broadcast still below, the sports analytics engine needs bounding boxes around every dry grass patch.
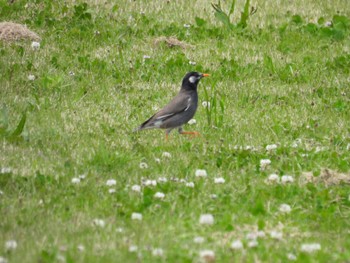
[153,36,194,49]
[301,169,350,186]
[0,22,40,42]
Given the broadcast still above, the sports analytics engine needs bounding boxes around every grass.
[1,0,350,262]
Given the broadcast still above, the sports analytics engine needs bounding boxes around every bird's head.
[182,72,210,90]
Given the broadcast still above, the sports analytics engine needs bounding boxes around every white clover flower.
[69,71,75,76]
[0,190,4,195]
[199,250,215,262]
[346,143,350,151]
[279,204,292,213]
[139,162,148,169]
[79,174,86,180]
[210,194,217,199]
[38,199,44,205]
[281,175,294,184]
[108,188,116,194]
[92,219,105,228]
[248,240,258,248]
[189,61,196,65]
[71,177,81,184]
[155,158,161,163]
[267,174,280,183]
[194,236,205,244]
[287,253,297,260]
[260,159,271,170]
[180,179,187,183]
[231,240,243,250]
[131,185,141,192]
[266,144,277,151]
[31,41,40,50]
[162,152,171,158]
[5,240,17,250]
[106,179,116,186]
[129,245,138,252]
[158,177,168,183]
[154,192,165,199]
[116,227,124,233]
[300,243,321,253]
[188,119,196,125]
[77,244,85,252]
[199,214,214,225]
[152,248,164,257]
[1,167,11,174]
[202,101,210,108]
[143,179,157,186]
[131,212,142,221]
[324,21,332,27]
[28,74,35,81]
[257,231,266,238]
[246,232,258,240]
[269,231,283,240]
[186,182,195,188]
[195,169,207,177]
[0,257,8,263]
[214,177,225,184]
[183,24,191,28]
[143,55,151,60]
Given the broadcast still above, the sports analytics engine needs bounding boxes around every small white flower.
[69,71,75,76]
[143,179,157,186]
[281,175,294,184]
[0,190,5,195]
[154,192,165,199]
[194,236,205,244]
[162,152,171,158]
[131,212,142,221]
[108,188,116,194]
[199,250,215,262]
[189,61,196,65]
[279,204,292,213]
[202,101,210,108]
[214,177,225,184]
[71,177,81,184]
[269,231,283,240]
[38,199,44,205]
[1,167,12,174]
[230,240,243,250]
[186,182,195,188]
[199,214,214,225]
[28,74,35,81]
[287,253,297,260]
[77,244,85,252]
[300,243,321,253]
[188,119,196,125]
[131,185,141,192]
[143,55,151,60]
[260,159,271,170]
[155,158,161,163]
[116,227,124,233]
[346,143,350,151]
[5,240,17,250]
[324,21,332,27]
[92,219,105,228]
[184,24,191,28]
[246,232,258,240]
[195,169,207,177]
[257,231,266,238]
[267,174,280,183]
[106,179,116,186]
[79,174,86,180]
[0,257,8,263]
[266,144,277,151]
[31,41,40,50]
[210,194,217,199]
[152,248,164,257]
[180,179,187,183]
[139,162,148,169]
[129,245,138,252]
[248,240,258,248]
[158,177,168,183]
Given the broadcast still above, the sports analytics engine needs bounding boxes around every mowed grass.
[1,0,350,262]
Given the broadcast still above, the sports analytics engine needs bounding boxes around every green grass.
[1,0,350,262]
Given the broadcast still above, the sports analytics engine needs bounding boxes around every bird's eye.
[189,76,197,83]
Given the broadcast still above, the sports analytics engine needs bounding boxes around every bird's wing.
[137,93,192,130]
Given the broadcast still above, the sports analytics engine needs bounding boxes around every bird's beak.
[201,73,210,77]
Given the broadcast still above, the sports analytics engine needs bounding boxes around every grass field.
[1,0,350,262]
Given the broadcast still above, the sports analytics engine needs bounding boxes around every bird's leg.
[178,127,200,137]
[165,129,172,141]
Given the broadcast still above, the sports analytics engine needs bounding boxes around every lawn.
[1,0,350,262]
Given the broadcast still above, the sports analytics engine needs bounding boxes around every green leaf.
[0,105,9,133]
[214,10,232,28]
[291,14,303,25]
[11,111,27,137]
[195,16,207,27]
[238,0,251,28]
[228,0,236,16]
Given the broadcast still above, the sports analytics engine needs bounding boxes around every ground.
[1,0,350,262]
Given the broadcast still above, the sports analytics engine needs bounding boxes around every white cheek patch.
[189,76,197,83]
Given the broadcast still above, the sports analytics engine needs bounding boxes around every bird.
[134,71,209,140]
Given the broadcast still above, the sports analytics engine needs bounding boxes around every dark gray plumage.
[134,72,209,139]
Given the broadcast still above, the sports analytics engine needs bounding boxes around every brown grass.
[0,22,40,42]
[300,169,350,186]
[153,36,194,49]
